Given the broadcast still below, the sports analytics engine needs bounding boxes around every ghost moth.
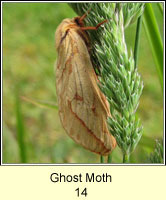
[55,13,116,155]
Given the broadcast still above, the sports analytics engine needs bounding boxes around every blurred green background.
[3,3,163,163]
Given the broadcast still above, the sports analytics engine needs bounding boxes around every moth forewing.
[55,16,116,155]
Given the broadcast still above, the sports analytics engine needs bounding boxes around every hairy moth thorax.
[55,13,116,156]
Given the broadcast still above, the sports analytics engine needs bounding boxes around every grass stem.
[123,153,130,163]
[107,154,112,163]
[100,155,104,163]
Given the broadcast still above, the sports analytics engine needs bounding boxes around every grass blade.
[21,96,58,110]
[134,15,143,69]
[143,3,163,89]
[157,3,163,16]
[15,87,27,163]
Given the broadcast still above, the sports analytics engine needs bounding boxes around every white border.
[1,1,165,166]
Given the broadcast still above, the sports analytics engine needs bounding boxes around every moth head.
[73,16,85,27]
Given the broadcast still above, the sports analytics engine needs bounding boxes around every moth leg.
[80,20,108,30]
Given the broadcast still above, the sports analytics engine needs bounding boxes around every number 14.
[75,187,87,197]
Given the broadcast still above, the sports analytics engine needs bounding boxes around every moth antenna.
[79,8,92,22]
[79,13,87,22]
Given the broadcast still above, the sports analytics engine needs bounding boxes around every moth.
[55,13,116,155]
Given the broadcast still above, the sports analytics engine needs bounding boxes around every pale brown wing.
[56,28,116,155]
